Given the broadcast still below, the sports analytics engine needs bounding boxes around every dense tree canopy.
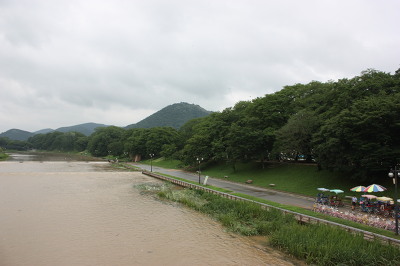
[11,67,399,182]
[28,131,87,151]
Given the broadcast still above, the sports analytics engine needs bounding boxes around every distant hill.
[1,103,211,140]
[0,129,34,141]
[34,128,54,134]
[1,123,108,141]
[125,102,212,129]
[55,122,109,136]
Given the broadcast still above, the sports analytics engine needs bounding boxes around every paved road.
[129,163,316,209]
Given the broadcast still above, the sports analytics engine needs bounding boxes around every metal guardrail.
[142,170,400,247]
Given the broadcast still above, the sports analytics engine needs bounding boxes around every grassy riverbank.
[138,183,400,265]
[0,152,9,160]
[138,158,400,239]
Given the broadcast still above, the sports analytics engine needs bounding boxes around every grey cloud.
[1,0,399,132]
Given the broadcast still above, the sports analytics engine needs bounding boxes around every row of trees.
[3,68,399,182]
[0,137,31,151]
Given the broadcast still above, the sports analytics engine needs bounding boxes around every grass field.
[148,158,182,169]
[141,158,395,199]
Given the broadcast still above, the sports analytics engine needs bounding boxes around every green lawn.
[202,162,360,197]
[144,158,182,169]
[140,158,395,199]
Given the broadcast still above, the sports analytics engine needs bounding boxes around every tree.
[313,93,400,181]
[160,144,178,159]
[274,110,320,162]
[181,115,216,165]
[87,126,125,156]
[144,127,179,157]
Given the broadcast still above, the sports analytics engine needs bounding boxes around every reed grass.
[270,223,400,265]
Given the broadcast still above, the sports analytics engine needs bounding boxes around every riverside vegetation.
[0,148,8,160]
[137,183,400,266]
[0,152,8,160]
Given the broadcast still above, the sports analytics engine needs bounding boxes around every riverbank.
[4,150,104,162]
[131,160,400,240]
[0,152,8,160]
[139,182,400,265]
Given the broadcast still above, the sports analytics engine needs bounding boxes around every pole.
[196,157,203,184]
[395,166,399,235]
[150,154,154,172]
[198,160,201,184]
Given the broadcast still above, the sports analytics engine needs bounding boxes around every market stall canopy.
[376,197,393,202]
[317,188,330,192]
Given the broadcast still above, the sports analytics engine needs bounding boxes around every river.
[0,154,301,265]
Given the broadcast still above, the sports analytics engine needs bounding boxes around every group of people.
[315,193,344,207]
[316,192,398,215]
[350,195,399,218]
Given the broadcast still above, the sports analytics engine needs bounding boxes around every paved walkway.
[129,163,316,209]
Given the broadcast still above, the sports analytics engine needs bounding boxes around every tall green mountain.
[0,129,34,141]
[126,102,212,129]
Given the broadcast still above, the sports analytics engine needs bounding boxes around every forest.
[1,68,399,182]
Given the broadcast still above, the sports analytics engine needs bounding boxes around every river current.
[0,154,300,265]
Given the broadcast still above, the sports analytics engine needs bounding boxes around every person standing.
[352,196,358,210]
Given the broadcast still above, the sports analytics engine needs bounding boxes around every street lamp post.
[149,154,154,172]
[196,157,203,184]
[389,166,400,235]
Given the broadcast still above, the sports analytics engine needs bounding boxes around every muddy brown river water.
[0,154,301,265]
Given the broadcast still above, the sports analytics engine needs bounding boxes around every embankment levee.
[142,170,400,248]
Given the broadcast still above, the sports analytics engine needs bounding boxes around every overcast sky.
[0,0,399,133]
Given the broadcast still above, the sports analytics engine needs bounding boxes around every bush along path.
[137,183,400,266]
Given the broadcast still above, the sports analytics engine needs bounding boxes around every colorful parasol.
[350,186,366,192]
[363,184,387,193]
[317,188,330,192]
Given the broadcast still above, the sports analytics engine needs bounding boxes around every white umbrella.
[330,189,344,194]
